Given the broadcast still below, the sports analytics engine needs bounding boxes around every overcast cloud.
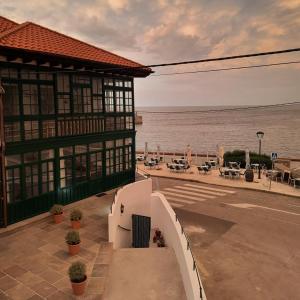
[1,0,300,106]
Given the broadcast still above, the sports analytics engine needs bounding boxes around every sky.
[1,0,300,107]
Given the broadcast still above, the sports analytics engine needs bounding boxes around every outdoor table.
[197,165,210,174]
[224,168,241,179]
[169,163,185,172]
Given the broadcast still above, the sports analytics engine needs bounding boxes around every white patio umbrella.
[218,145,224,166]
[186,144,192,166]
[245,148,250,169]
[144,142,148,160]
[156,145,160,159]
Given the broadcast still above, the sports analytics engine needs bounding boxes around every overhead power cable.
[94,47,300,72]
[136,101,300,114]
[150,60,300,76]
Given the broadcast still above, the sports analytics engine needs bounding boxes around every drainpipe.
[0,79,7,227]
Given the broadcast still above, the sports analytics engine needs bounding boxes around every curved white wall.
[108,179,207,300]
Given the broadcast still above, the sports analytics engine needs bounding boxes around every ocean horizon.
[135,104,300,158]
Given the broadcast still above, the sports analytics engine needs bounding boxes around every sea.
[135,104,300,158]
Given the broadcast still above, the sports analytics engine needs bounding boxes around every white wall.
[108,179,207,300]
[108,178,152,248]
[150,192,207,300]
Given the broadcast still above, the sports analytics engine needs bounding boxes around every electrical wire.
[136,101,300,114]
[150,60,300,77]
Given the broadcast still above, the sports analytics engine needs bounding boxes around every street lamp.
[256,131,264,179]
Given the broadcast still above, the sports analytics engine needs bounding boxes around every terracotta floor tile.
[91,264,108,278]
[46,290,74,300]
[5,283,35,300]
[27,295,44,300]
[3,265,27,278]
[31,281,57,298]
[16,272,43,288]
[77,248,96,261]
[0,290,10,299]
[0,271,5,279]
[0,275,19,291]
[86,277,105,294]
[39,269,64,284]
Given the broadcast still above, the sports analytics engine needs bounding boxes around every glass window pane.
[24,121,39,140]
[40,85,55,114]
[4,122,21,142]
[75,145,87,154]
[58,95,70,114]
[3,83,19,116]
[92,77,102,94]
[5,155,21,166]
[57,74,70,92]
[41,149,54,160]
[42,120,56,138]
[21,69,37,80]
[24,152,39,163]
[89,142,103,151]
[23,84,39,115]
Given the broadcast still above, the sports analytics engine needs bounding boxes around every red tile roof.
[0,16,151,75]
[0,16,18,34]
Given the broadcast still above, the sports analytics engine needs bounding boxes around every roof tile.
[0,16,150,74]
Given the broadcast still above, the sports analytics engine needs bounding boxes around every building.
[0,16,151,226]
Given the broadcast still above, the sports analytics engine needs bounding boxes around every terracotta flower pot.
[71,220,81,229]
[53,213,63,224]
[68,243,80,256]
[71,276,87,296]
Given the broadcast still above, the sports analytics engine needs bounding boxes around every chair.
[219,168,224,176]
[224,169,230,179]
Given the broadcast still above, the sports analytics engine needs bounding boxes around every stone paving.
[0,193,114,300]
[138,163,300,197]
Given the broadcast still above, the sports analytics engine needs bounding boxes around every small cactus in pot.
[68,261,87,295]
[50,204,63,224]
[70,209,83,229]
[65,230,81,255]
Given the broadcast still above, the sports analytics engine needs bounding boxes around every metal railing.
[175,213,204,299]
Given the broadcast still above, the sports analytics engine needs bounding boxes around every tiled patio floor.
[0,192,114,300]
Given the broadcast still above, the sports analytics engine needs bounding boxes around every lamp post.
[256,131,264,179]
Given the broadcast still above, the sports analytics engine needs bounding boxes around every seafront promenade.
[138,163,300,198]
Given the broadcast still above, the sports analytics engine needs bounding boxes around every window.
[89,142,103,151]
[5,156,22,203]
[4,122,21,142]
[104,78,113,86]
[115,80,123,87]
[75,154,87,182]
[0,68,18,79]
[125,146,132,170]
[116,116,125,130]
[92,95,102,112]
[23,84,39,115]
[3,83,19,116]
[21,69,37,80]
[115,148,123,173]
[83,88,92,113]
[42,161,54,193]
[92,77,102,94]
[42,120,56,138]
[126,116,133,130]
[124,80,132,88]
[105,90,114,112]
[125,137,132,145]
[24,121,39,140]
[125,91,133,112]
[116,139,124,147]
[60,147,73,188]
[105,117,115,131]
[24,151,39,163]
[90,152,102,178]
[106,149,114,175]
[116,91,124,112]
[57,74,70,92]
[39,72,53,81]
[41,149,54,160]
[73,87,92,113]
[6,168,21,203]
[40,85,55,114]
[25,164,39,198]
[58,95,70,114]
[106,140,115,149]
[73,75,90,85]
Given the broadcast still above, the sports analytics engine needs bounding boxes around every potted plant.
[68,261,87,296]
[50,204,63,224]
[70,209,83,229]
[65,230,81,255]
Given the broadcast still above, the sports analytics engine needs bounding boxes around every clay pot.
[68,243,80,256]
[53,213,63,224]
[71,220,81,229]
[71,276,87,296]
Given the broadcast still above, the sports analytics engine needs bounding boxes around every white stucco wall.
[108,179,207,300]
